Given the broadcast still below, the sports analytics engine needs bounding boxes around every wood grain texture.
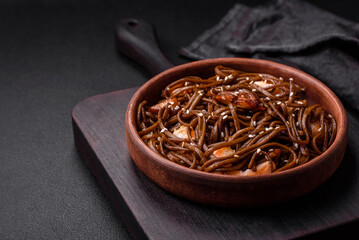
[114,19,174,76]
[72,87,359,240]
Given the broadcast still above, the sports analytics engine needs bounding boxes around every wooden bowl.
[125,58,348,207]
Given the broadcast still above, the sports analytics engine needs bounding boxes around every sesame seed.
[297,101,303,104]
[250,81,254,84]
[252,89,256,92]
[166,87,170,90]
[328,114,332,118]
[246,77,250,80]
[279,77,283,81]
[223,115,228,119]
[246,116,251,119]
[292,114,295,117]
[265,127,273,131]
[275,126,280,129]
[256,148,261,154]
[160,128,167,133]
[294,143,298,148]
[284,159,288,163]
[277,101,281,104]
[174,106,180,110]
[182,142,185,147]
[198,112,203,117]
[286,121,289,124]
[269,149,273,152]
[216,76,220,81]
[190,142,195,145]
[275,94,281,97]
[264,80,268,83]
[253,121,256,126]
[186,109,190,114]
[265,97,271,101]
[224,76,228,81]
[234,154,240,158]
[221,87,224,91]
[221,132,224,138]
[259,131,264,134]
[259,74,263,77]
[248,134,255,138]
[318,127,322,131]
[185,82,189,86]
[157,137,161,141]
[289,77,293,81]
[221,112,226,115]
[289,92,294,97]
[296,122,300,126]
[228,74,233,79]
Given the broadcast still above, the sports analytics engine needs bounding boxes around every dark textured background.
[1,0,359,239]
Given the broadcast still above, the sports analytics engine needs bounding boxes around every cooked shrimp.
[254,81,273,88]
[148,98,178,114]
[214,90,265,111]
[226,161,276,176]
[173,126,195,140]
[213,147,235,158]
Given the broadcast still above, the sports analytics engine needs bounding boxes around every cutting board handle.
[115,19,174,76]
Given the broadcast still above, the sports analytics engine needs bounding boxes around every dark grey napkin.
[180,0,359,111]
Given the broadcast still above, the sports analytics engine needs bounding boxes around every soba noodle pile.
[136,66,336,176]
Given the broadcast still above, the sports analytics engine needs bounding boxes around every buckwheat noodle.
[136,66,337,175]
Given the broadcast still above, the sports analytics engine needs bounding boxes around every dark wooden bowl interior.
[125,58,348,207]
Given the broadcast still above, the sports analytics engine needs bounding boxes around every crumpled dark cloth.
[180,0,359,112]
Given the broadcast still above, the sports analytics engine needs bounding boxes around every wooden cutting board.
[72,87,359,240]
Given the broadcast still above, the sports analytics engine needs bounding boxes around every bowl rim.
[126,57,348,184]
